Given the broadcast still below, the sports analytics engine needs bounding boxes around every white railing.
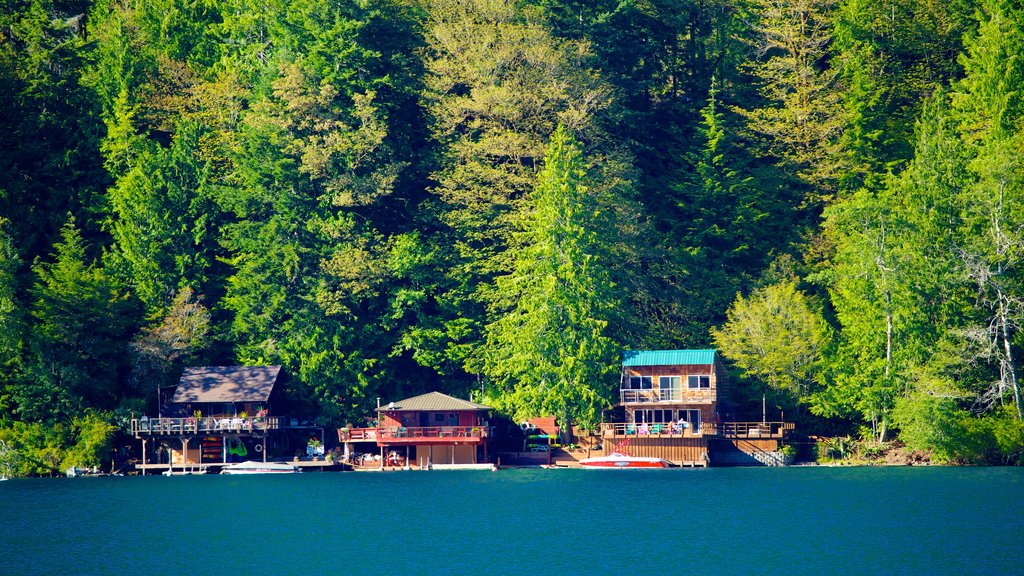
[600,421,792,439]
[600,422,711,437]
[131,416,281,435]
[339,426,490,442]
[716,422,792,438]
[619,388,715,404]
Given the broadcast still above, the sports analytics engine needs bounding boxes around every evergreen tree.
[105,122,217,310]
[0,0,108,266]
[481,126,618,430]
[740,0,845,202]
[0,220,23,416]
[17,219,137,423]
[832,0,976,191]
[218,0,421,424]
[419,0,609,382]
[950,0,1024,419]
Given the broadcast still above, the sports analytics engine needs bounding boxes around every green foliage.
[105,122,218,311]
[129,287,210,399]
[480,126,619,430]
[0,421,68,476]
[816,436,853,462]
[2,0,1019,470]
[740,0,845,200]
[63,411,118,470]
[0,220,22,380]
[17,219,138,422]
[712,281,832,404]
[0,410,117,476]
[891,394,1024,464]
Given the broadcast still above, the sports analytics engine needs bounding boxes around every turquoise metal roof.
[622,349,716,367]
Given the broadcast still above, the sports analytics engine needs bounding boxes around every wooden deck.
[340,426,489,444]
[130,416,282,436]
[600,421,792,439]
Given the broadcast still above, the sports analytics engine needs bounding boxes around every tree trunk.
[998,293,1022,420]
[884,291,892,380]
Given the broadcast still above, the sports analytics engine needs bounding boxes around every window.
[659,376,681,400]
[628,376,653,389]
[687,375,711,389]
[434,413,445,423]
[659,376,681,388]
[676,410,701,431]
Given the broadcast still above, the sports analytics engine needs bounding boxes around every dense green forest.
[2,0,1023,473]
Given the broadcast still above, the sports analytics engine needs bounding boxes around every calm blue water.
[1,466,1021,576]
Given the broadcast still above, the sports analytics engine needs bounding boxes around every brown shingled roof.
[379,391,492,412]
[171,366,282,403]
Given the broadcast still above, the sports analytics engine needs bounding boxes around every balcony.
[130,416,282,436]
[619,388,715,404]
[339,426,489,444]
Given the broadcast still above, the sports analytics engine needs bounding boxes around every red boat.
[579,452,673,468]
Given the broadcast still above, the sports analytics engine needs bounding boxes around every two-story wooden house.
[618,349,727,432]
[600,349,794,466]
[340,391,494,469]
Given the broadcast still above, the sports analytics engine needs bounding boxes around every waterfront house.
[130,366,323,473]
[340,391,494,469]
[600,350,793,466]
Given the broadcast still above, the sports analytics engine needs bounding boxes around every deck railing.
[600,422,712,438]
[716,421,793,439]
[618,388,715,404]
[130,416,281,435]
[339,426,489,442]
[600,421,792,439]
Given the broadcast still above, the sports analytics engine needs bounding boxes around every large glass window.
[675,409,702,431]
[659,376,681,388]
[628,376,653,389]
[687,375,711,389]
[659,376,681,400]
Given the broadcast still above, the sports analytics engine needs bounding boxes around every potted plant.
[307,437,324,459]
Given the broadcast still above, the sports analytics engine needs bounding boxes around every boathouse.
[340,391,493,469]
[130,366,324,474]
[599,350,793,466]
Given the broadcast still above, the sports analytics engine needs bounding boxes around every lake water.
[1,466,1021,576]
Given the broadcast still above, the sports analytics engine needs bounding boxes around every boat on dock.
[220,461,300,474]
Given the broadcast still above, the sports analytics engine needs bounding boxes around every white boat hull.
[220,461,300,474]
[579,452,673,468]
